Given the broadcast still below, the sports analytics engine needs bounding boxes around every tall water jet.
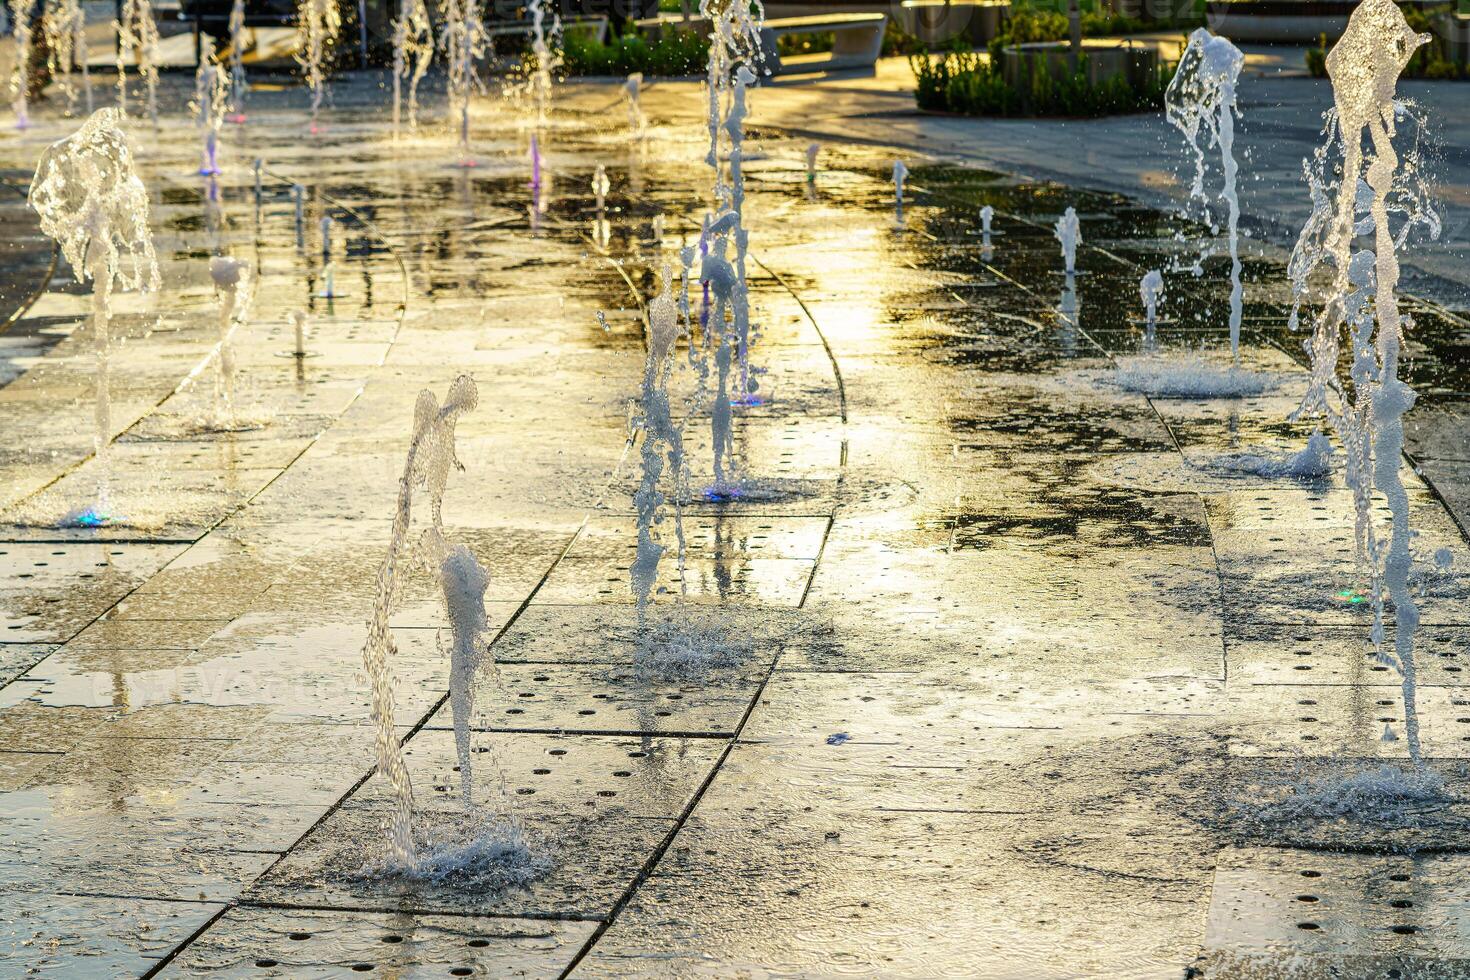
[632,267,687,620]
[440,0,489,166]
[208,256,249,423]
[193,39,228,176]
[390,0,432,135]
[440,543,490,807]
[363,374,478,864]
[44,0,92,115]
[525,0,560,126]
[9,0,32,128]
[1055,206,1080,276]
[296,0,341,135]
[28,109,160,522]
[1290,0,1439,765]
[226,0,248,122]
[116,0,160,125]
[1166,28,1244,362]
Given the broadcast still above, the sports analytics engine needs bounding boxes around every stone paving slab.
[0,892,224,978]
[161,906,593,979]
[426,664,758,736]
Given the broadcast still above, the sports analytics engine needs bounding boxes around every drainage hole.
[533,768,551,775]
[1297,922,1320,931]
[1296,895,1319,903]
[1391,925,1417,935]
[256,961,278,968]
[1389,873,1411,882]
[1300,870,1322,878]
[1390,900,1413,909]
[467,939,490,948]
[451,970,474,977]
[382,936,404,944]
[351,965,374,972]
[613,770,631,777]
[289,933,311,941]
[628,751,647,758]
[549,749,567,756]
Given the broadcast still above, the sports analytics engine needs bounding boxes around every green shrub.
[562,29,710,76]
[911,46,1171,117]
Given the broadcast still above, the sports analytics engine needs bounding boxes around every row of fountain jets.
[18,0,1443,867]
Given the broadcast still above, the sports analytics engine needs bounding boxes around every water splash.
[1054,207,1080,275]
[390,0,432,134]
[1166,28,1245,361]
[226,0,248,122]
[363,374,478,865]
[295,0,341,134]
[192,39,228,176]
[28,109,160,519]
[116,0,160,125]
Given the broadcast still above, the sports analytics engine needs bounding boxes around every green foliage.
[1306,5,1468,79]
[911,47,1171,117]
[561,29,710,76]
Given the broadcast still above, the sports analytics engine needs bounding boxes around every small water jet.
[1139,269,1163,345]
[591,163,609,212]
[979,204,995,244]
[362,374,478,865]
[226,0,248,122]
[525,0,560,125]
[293,183,306,247]
[296,0,341,134]
[625,71,646,140]
[208,256,250,424]
[439,543,491,807]
[116,0,161,125]
[9,0,33,128]
[1166,28,1244,362]
[806,142,820,183]
[1289,0,1439,765]
[192,39,228,176]
[1054,206,1080,276]
[892,158,907,220]
[28,109,160,523]
[318,215,340,298]
[390,0,432,135]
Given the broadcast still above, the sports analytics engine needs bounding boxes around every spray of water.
[1289,0,1439,766]
[390,0,432,135]
[28,109,160,522]
[192,39,228,176]
[363,374,478,865]
[116,0,160,125]
[1166,28,1245,362]
[295,0,341,134]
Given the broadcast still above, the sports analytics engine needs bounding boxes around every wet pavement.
[2,68,1470,977]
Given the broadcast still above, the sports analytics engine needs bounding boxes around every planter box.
[898,0,1010,48]
[1000,39,1159,90]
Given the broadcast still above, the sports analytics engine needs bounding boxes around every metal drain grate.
[1200,847,1470,974]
